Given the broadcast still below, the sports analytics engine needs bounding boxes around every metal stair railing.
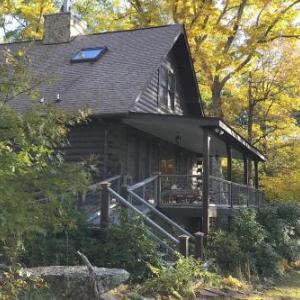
[126,175,195,254]
[108,187,179,254]
[98,175,204,258]
[128,189,194,240]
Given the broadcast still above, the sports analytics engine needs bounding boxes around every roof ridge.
[0,23,182,46]
[82,23,182,37]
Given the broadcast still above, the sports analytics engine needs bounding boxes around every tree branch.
[223,0,247,54]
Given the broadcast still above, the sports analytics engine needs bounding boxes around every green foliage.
[88,211,163,281]
[22,210,163,281]
[209,205,300,280]
[254,242,282,277]
[209,209,267,277]
[257,202,300,263]
[0,267,47,300]
[141,255,220,299]
[22,210,89,267]
[0,104,90,265]
[208,230,242,274]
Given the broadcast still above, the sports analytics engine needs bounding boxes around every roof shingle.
[0,24,183,115]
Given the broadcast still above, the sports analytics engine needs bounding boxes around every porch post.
[243,154,249,185]
[202,128,211,235]
[243,154,249,207]
[254,160,259,189]
[179,235,190,257]
[226,144,233,208]
[100,181,111,229]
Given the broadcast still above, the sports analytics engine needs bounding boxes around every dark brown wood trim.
[243,154,249,185]
[254,160,259,189]
[202,128,210,235]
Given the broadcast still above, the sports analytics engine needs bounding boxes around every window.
[71,47,107,63]
[168,71,175,110]
[159,66,176,110]
[159,67,168,107]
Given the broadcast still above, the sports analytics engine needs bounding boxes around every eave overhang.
[122,113,266,162]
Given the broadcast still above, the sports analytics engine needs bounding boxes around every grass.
[247,270,300,300]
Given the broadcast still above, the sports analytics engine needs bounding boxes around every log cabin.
[0,9,266,250]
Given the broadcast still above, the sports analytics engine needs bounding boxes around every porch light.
[175,134,181,145]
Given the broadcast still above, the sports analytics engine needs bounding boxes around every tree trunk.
[212,77,223,118]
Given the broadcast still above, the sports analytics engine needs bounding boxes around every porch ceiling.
[122,113,266,161]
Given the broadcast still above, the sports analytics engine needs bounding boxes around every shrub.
[254,242,282,277]
[258,202,300,263]
[141,255,220,299]
[22,211,91,267]
[89,211,163,281]
[22,210,163,281]
[208,230,242,274]
[0,268,47,299]
[221,275,244,289]
[208,209,267,278]
[209,204,300,280]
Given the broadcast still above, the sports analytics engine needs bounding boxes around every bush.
[208,230,242,274]
[22,210,163,281]
[22,211,91,267]
[141,255,220,299]
[258,202,300,263]
[254,242,282,277]
[208,209,267,278]
[209,204,300,280]
[221,275,244,289]
[89,211,163,281]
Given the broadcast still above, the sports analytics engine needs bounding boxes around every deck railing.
[156,174,263,208]
[209,176,263,207]
[159,174,202,206]
[128,175,158,206]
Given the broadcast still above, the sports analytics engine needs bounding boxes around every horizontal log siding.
[134,69,161,113]
[64,121,105,163]
[133,40,189,115]
[64,120,129,179]
[106,122,128,176]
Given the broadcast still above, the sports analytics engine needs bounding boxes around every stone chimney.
[43,12,87,44]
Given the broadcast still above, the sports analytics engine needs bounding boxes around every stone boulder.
[25,265,130,299]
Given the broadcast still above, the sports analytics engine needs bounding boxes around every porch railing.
[156,174,263,208]
[209,175,263,207]
[159,174,202,206]
[128,175,158,206]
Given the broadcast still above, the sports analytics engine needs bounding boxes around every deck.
[126,174,263,219]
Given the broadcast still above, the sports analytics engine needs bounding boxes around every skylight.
[71,47,107,63]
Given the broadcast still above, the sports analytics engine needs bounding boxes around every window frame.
[70,46,107,63]
[168,70,176,111]
[158,66,176,111]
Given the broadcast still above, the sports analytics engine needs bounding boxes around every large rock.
[25,265,130,299]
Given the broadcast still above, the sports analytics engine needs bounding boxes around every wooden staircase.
[85,175,204,259]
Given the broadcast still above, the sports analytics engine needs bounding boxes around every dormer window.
[71,47,107,63]
[159,66,176,111]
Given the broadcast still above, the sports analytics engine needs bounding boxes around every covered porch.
[122,113,266,234]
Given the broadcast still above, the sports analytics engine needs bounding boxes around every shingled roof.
[0,24,184,115]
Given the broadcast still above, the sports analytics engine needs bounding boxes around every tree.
[3,0,300,202]
[0,0,56,41]
[74,1,300,118]
[0,45,91,264]
[221,41,300,199]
